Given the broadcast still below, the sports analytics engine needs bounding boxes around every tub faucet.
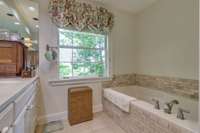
[177,108,190,120]
[152,99,160,110]
[164,100,179,114]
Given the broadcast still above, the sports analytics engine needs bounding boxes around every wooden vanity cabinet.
[12,80,38,133]
[0,104,14,133]
[0,79,38,133]
[0,40,26,76]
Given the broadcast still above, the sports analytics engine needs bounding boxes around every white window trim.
[53,28,113,84]
[49,76,112,86]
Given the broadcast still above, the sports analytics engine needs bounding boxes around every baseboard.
[93,104,103,113]
[37,111,68,125]
[37,104,103,125]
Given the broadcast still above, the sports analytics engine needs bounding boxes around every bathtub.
[103,85,199,133]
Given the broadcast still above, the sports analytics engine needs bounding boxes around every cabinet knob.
[27,104,35,110]
[1,127,9,133]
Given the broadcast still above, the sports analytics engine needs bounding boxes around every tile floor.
[36,112,126,133]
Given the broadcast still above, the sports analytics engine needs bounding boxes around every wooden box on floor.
[68,86,93,125]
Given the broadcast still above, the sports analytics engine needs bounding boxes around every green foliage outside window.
[59,29,107,78]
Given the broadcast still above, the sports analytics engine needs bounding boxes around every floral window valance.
[48,0,114,34]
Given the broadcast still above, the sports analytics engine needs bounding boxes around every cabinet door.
[13,107,26,133]
[0,41,24,75]
[0,127,13,133]
[0,104,14,131]
[0,43,17,75]
[8,127,13,133]
[30,99,37,133]
[24,93,37,133]
[0,43,17,64]
[24,107,31,133]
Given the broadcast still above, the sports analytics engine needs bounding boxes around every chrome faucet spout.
[171,100,179,104]
[164,100,179,114]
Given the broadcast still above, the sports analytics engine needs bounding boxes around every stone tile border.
[102,74,136,88]
[135,74,198,100]
[101,74,199,100]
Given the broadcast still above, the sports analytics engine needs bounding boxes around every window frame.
[57,28,111,80]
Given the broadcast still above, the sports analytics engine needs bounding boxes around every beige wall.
[38,0,136,122]
[38,0,198,123]
[135,0,199,80]
[111,10,137,74]
[199,0,200,127]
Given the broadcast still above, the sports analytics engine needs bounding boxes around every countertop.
[0,76,38,112]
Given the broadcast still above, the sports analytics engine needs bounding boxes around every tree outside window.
[59,29,108,79]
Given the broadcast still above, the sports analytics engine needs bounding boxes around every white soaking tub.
[103,85,199,133]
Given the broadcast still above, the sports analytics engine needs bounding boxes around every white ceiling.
[0,0,38,38]
[0,0,29,37]
[15,0,39,33]
[96,0,158,13]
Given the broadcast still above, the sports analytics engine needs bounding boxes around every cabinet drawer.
[0,104,14,131]
[14,82,36,118]
[0,64,16,74]
[5,65,17,73]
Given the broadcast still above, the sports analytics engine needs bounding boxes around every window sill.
[49,77,112,86]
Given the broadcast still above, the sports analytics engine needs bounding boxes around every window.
[59,29,109,79]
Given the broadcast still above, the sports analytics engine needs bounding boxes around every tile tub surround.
[102,74,199,100]
[102,74,136,88]
[103,98,198,133]
[135,74,199,100]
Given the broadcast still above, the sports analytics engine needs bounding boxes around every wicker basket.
[68,86,93,125]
